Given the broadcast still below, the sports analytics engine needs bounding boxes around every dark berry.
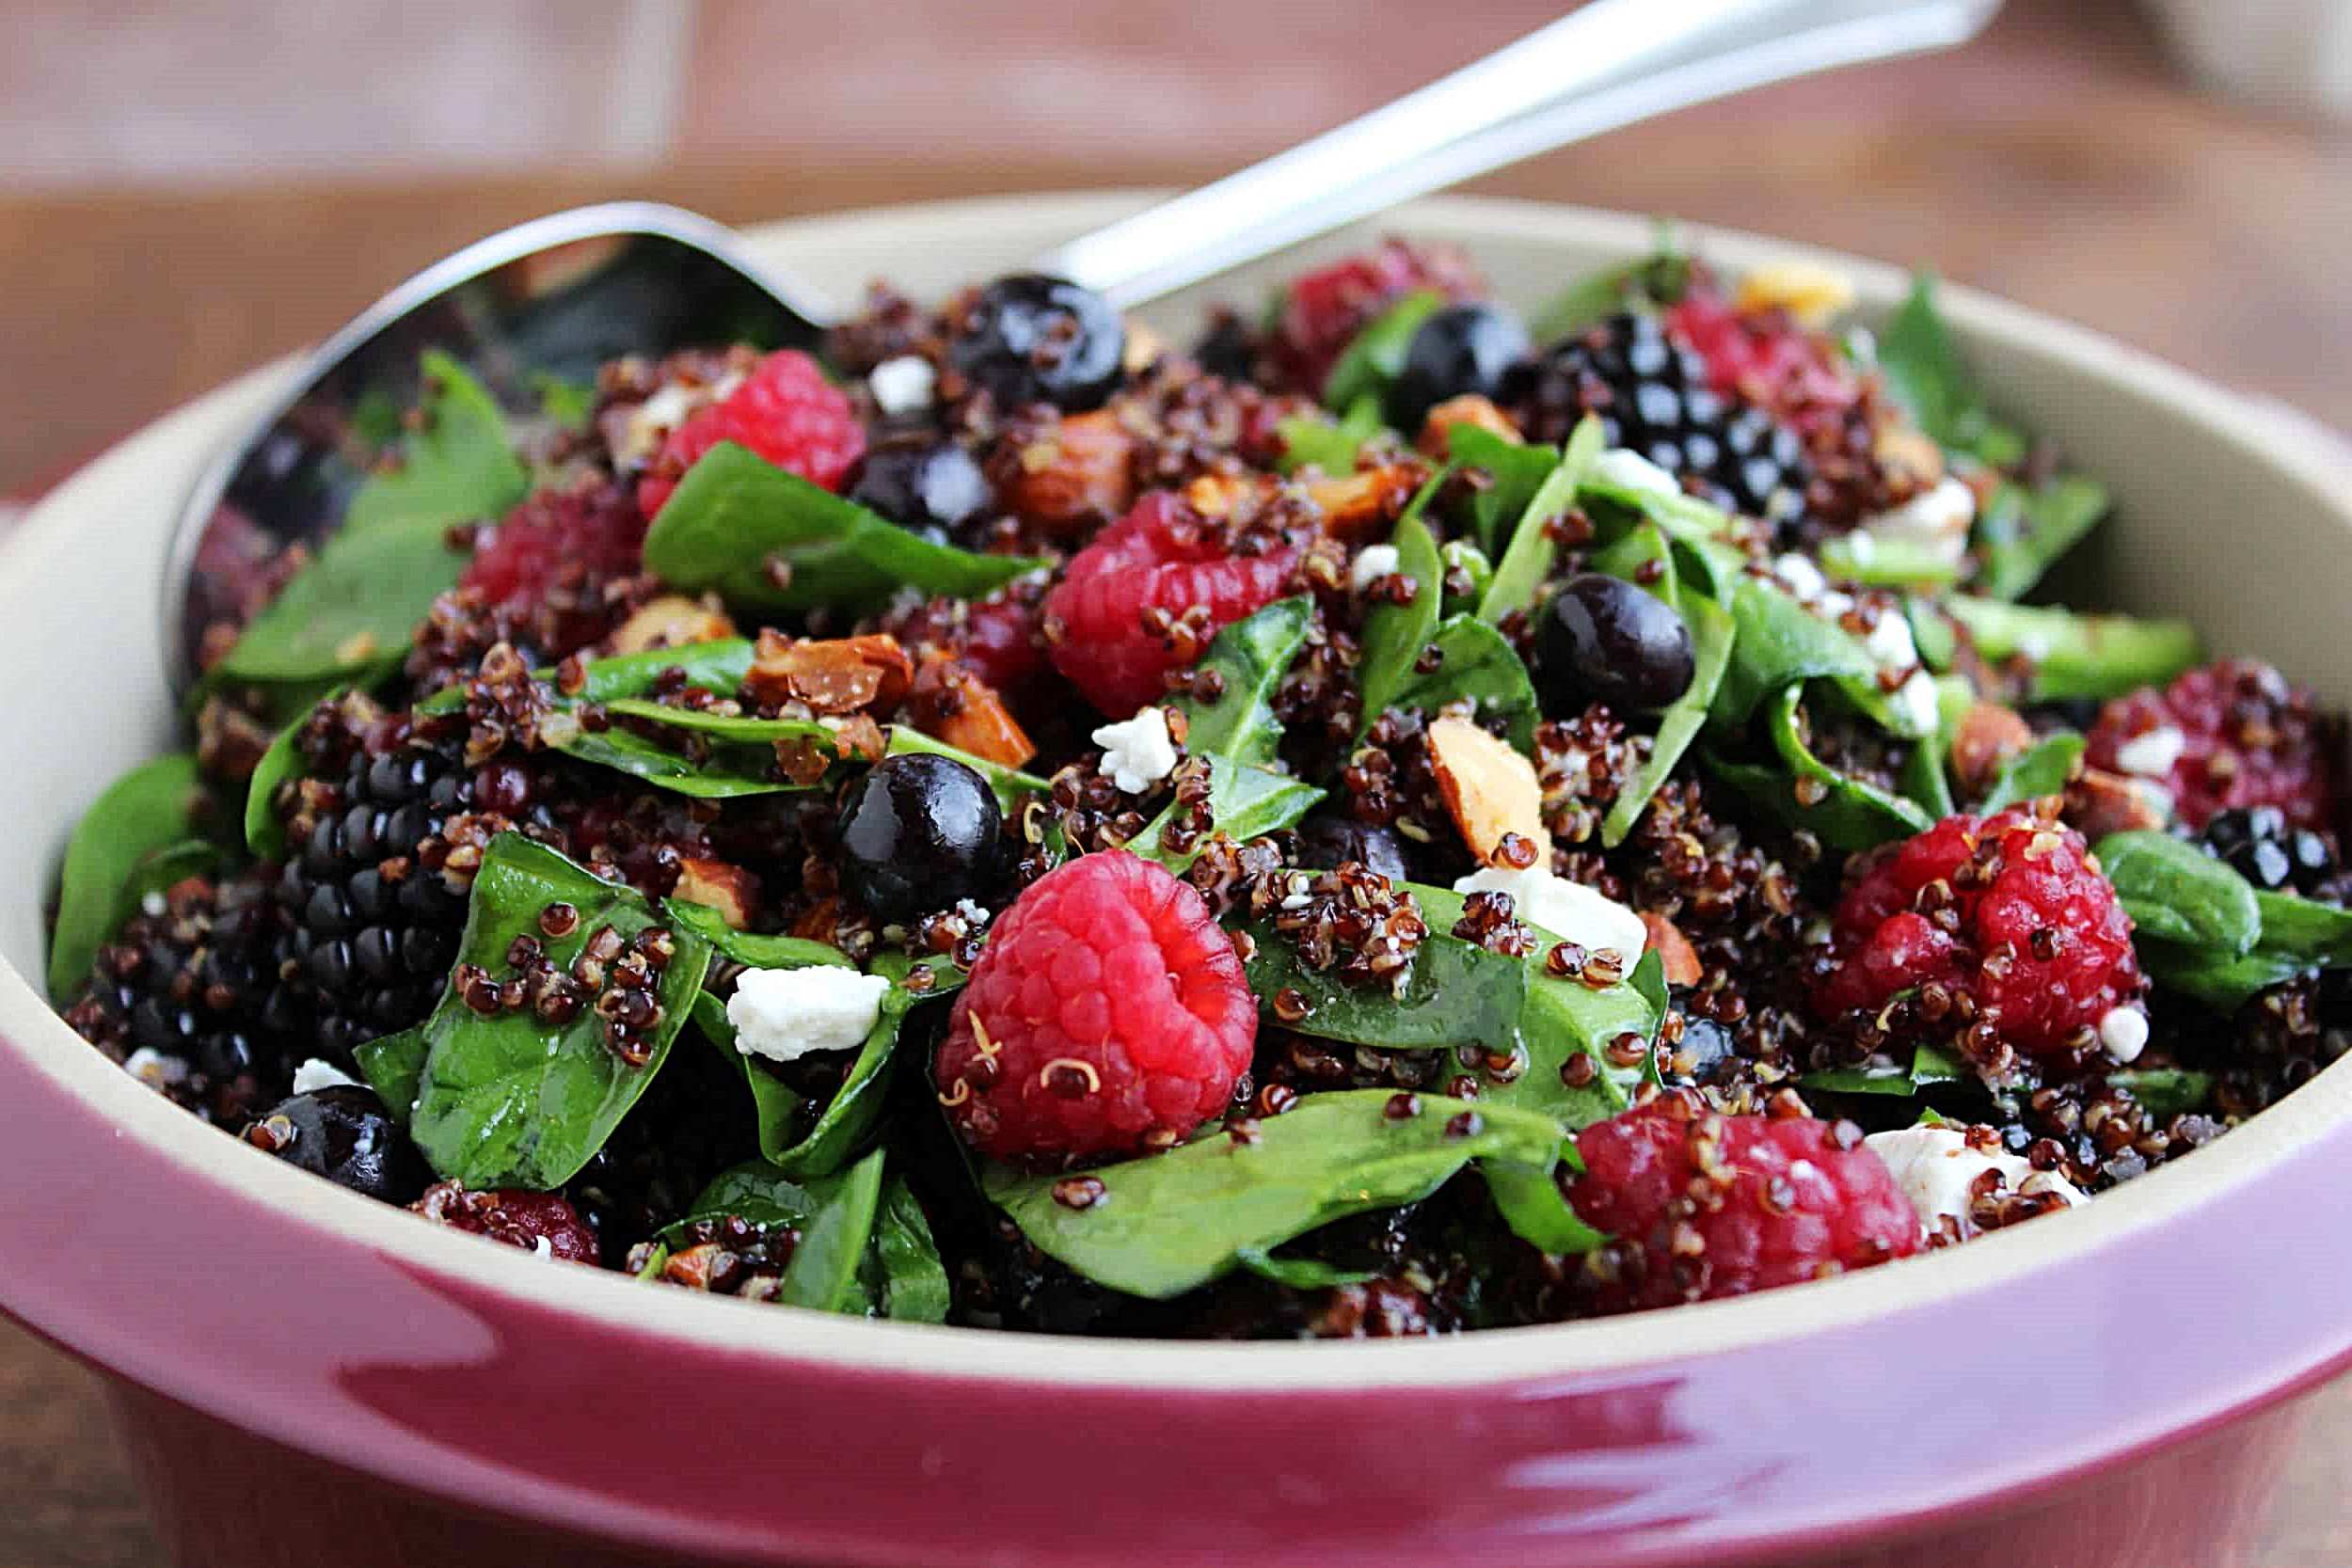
[1293,815,1411,883]
[850,440,991,542]
[1190,308,1259,383]
[245,1085,430,1203]
[1539,574,1695,713]
[2087,658,2344,832]
[1662,1017,1740,1086]
[836,752,1004,924]
[947,274,1126,413]
[1385,303,1529,435]
[2201,806,2340,897]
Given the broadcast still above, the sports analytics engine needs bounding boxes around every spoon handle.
[1037,0,2002,309]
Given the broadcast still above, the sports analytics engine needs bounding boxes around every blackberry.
[2200,806,2343,899]
[1502,311,1811,531]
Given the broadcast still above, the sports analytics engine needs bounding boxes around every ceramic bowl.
[3,194,2349,1568]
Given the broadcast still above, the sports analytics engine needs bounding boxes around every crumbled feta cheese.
[1813,589,1857,624]
[122,1048,189,1089]
[1861,477,1976,568]
[532,1235,554,1260]
[1592,447,1682,499]
[868,355,936,417]
[1772,552,1829,602]
[2114,724,2187,779]
[292,1058,360,1094]
[726,967,893,1064]
[2099,1005,2151,1064]
[1453,864,1647,965]
[1349,544,1403,593]
[140,891,167,918]
[1895,671,1942,733]
[1092,705,1180,793]
[1865,1125,2087,1239]
[1865,608,1919,670]
[617,381,699,467]
[954,898,992,929]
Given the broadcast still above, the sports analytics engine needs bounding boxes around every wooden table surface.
[6,0,2352,1561]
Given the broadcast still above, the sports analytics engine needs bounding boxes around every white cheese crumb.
[726,967,893,1064]
[954,898,992,929]
[1772,552,1829,603]
[122,1048,189,1089]
[292,1058,360,1094]
[1349,544,1403,593]
[1865,1125,2086,1240]
[532,1235,553,1260]
[1592,447,1682,499]
[2114,724,2187,779]
[1861,476,1976,567]
[140,891,167,918]
[1865,608,1919,670]
[1895,671,1942,734]
[1453,864,1647,965]
[616,381,700,467]
[1091,705,1180,793]
[868,355,937,417]
[2099,1005,2151,1064]
[1813,588,1857,625]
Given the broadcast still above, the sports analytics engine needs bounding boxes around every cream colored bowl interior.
[5,192,2350,1402]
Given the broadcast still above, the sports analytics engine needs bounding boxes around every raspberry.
[1042,491,1299,715]
[460,478,646,609]
[1812,806,2142,1054]
[935,850,1256,1166]
[2085,658,2342,833]
[1569,1099,1918,1309]
[411,1180,601,1263]
[1664,286,1856,419]
[636,349,865,517]
[1271,237,1484,394]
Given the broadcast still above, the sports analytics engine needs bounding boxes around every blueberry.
[836,753,1005,924]
[1538,574,1696,713]
[947,274,1126,413]
[248,1085,430,1203]
[1663,1018,1739,1086]
[850,440,991,542]
[1293,815,1411,883]
[1386,304,1529,435]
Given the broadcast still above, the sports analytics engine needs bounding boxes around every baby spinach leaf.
[693,989,807,1161]
[862,1176,952,1323]
[530,372,597,434]
[599,697,835,747]
[885,727,1051,812]
[1977,732,2084,814]
[49,753,216,1002]
[1383,614,1543,752]
[1323,289,1445,411]
[2131,886,2352,1012]
[1876,273,2026,467]
[1480,1159,1607,1255]
[557,640,758,704]
[544,721,816,800]
[1354,496,1447,736]
[214,517,469,685]
[1478,416,1601,624]
[244,696,331,859]
[2249,890,2352,964]
[1628,946,1670,1060]
[353,1024,429,1120]
[1600,570,1735,848]
[1976,475,2111,602]
[1708,687,1932,853]
[342,351,528,535]
[1527,246,1692,341]
[1932,596,2200,701]
[664,898,853,971]
[677,1149,889,1314]
[1709,576,1883,733]
[1239,918,1526,1051]
[984,1089,1566,1298]
[643,442,1044,611]
[1439,538,1494,616]
[1802,1042,1965,1098]
[1448,423,1558,558]
[2108,1068,2213,1120]
[1233,1247,1380,1290]
[1898,675,1973,821]
[1277,395,1384,476]
[407,835,713,1189]
[1819,531,1963,590]
[2095,831,2262,958]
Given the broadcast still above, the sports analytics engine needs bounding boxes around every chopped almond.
[2070,767,2172,838]
[610,594,738,655]
[1426,717,1549,864]
[1417,395,1519,458]
[1183,472,1254,520]
[789,897,845,945]
[674,857,758,930]
[1734,261,1857,327]
[1874,424,1946,491]
[1639,912,1702,987]
[744,630,913,715]
[1120,322,1167,374]
[1001,409,1136,536]
[1949,702,2036,798]
[909,653,1036,768]
[1305,465,1421,543]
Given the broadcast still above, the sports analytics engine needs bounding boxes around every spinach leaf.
[1233,1247,1380,1290]
[407,835,713,1189]
[1597,548,1736,848]
[1709,575,1883,732]
[1976,475,2111,602]
[1480,1159,1607,1255]
[1439,538,1494,616]
[1819,531,1964,590]
[2108,1068,2213,1120]
[1628,947,1670,1060]
[676,1150,888,1314]
[1353,495,1446,736]
[983,1089,1565,1298]
[213,517,469,685]
[543,721,818,800]
[353,1024,430,1119]
[1876,273,2026,467]
[531,372,597,433]
[1932,596,2201,702]
[1448,423,1558,558]
[1977,732,2085,814]
[1478,416,1601,624]
[1322,289,1445,411]
[885,727,1051,812]
[1277,396,1383,476]
[244,696,331,860]
[1708,687,1932,853]
[1238,916,1526,1051]
[2249,890,2352,965]
[1383,614,1543,752]
[643,442,1043,611]
[49,754,215,1002]
[1899,675,1973,820]
[664,898,853,971]
[342,351,529,535]
[600,697,835,747]
[1803,1042,1965,1098]
[2131,886,2352,1012]
[2095,831,2262,958]
[1527,247,1692,341]
[862,1176,952,1323]
[551,640,758,704]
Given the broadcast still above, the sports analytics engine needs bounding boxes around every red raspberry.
[1665,286,1856,421]
[1271,237,1484,394]
[636,349,865,517]
[1812,806,2142,1054]
[410,1180,600,1263]
[460,478,645,608]
[935,850,1256,1166]
[1569,1099,1918,1310]
[1042,491,1300,715]
[2085,658,2342,833]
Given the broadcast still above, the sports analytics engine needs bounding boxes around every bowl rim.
[6,189,2352,1512]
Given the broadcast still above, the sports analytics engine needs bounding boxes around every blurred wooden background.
[6,0,2352,1561]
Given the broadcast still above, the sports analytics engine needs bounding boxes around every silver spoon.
[164,0,1999,690]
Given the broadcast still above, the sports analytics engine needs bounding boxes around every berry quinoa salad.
[48,235,2352,1337]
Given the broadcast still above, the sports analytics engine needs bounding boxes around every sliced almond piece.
[1002,409,1136,537]
[1949,702,2035,798]
[1304,464,1422,543]
[1427,717,1549,865]
[2069,767,2173,839]
[610,594,738,655]
[674,858,759,930]
[1417,394,1519,458]
[1638,912,1702,987]
[910,654,1036,769]
[744,630,914,715]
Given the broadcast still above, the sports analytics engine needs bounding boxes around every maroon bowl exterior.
[3,1009,2349,1568]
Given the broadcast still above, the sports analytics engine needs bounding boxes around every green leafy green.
[1933,596,2201,702]
[1527,247,1692,341]
[2108,1068,2214,1120]
[1708,687,1933,853]
[1478,416,1601,624]
[664,898,853,971]
[244,695,334,859]
[1803,1042,1965,1097]
[2141,887,2352,1012]
[1448,423,1558,558]
[1353,487,1447,736]
[353,1024,429,1118]
[406,835,713,1189]
[531,372,597,433]
[860,1177,951,1322]
[1976,475,2111,602]
[342,351,529,535]
[1238,917,1526,1051]
[1480,1159,1607,1255]
[1322,289,1444,412]
[1438,538,1493,615]
[984,1089,1566,1298]
[1898,675,1973,821]
[2096,831,2262,959]
[1977,732,2084,814]
[599,697,835,747]
[676,1150,888,1313]
[1819,531,1964,590]
[643,442,1043,612]
[885,727,1051,812]
[1232,1247,1379,1290]
[1383,614,1543,752]
[1709,576,1882,733]
[1595,537,1736,847]
[1876,273,2026,467]
[49,754,216,1002]
[1276,395,1383,476]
